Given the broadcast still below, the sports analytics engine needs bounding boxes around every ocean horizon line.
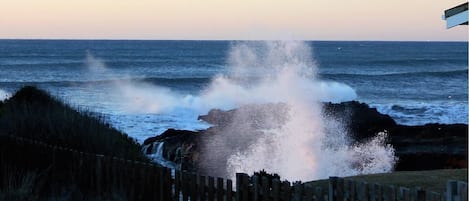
[0,38,467,43]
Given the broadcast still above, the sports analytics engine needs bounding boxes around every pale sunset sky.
[1,0,467,41]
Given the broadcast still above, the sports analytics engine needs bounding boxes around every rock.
[198,103,289,130]
[145,101,468,173]
[388,124,468,159]
[322,101,397,140]
[197,109,234,126]
[143,128,198,146]
[143,129,199,167]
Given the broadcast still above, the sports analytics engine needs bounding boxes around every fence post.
[208,176,215,201]
[458,182,468,201]
[236,173,249,201]
[356,182,368,201]
[151,165,160,201]
[253,175,260,201]
[293,182,304,201]
[191,174,198,201]
[399,187,410,201]
[199,175,207,201]
[261,176,270,201]
[350,180,357,201]
[129,160,138,201]
[144,163,153,200]
[447,180,458,201]
[369,183,376,201]
[343,180,350,201]
[272,178,281,201]
[282,181,292,201]
[337,178,344,201]
[227,179,233,201]
[375,184,383,201]
[174,170,181,201]
[416,188,426,201]
[329,177,339,201]
[217,178,224,201]
[137,162,146,200]
[159,167,167,201]
[361,182,370,201]
[165,168,172,200]
[182,171,189,201]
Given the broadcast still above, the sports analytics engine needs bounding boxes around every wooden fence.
[0,135,467,201]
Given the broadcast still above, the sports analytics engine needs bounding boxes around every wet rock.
[322,101,397,140]
[145,101,468,173]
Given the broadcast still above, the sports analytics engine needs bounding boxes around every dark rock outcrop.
[322,101,397,140]
[143,129,199,169]
[198,103,289,130]
[145,101,468,173]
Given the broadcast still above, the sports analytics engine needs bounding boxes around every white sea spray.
[84,41,396,181]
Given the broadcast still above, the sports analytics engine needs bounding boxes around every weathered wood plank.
[330,177,338,201]
[272,178,281,201]
[217,178,224,201]
[236,173,249,201]
[261,176,270,201]
[191,174,198,201]
[199,175,207,201]
[208,176,215,201]
[459,182,468,201]
[416,188,426,201]
[175,170,181,201]
[293,182,304,201]
[282,181,292,201]
[399,187,410,201]
[182,171,189,201]
[447,181,458,201]
[227,179,233,201]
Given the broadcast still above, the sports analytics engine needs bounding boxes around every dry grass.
[306,169,467,193]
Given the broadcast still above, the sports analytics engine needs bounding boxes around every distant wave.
[373,103,468,125]
[321,69,468,78]
[0,77,213,86]
[362,58,467,66]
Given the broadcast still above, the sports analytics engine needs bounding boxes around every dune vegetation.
[0,86,147,161]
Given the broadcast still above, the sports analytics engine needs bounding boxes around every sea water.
[1,40,467,180]
[0,40,467,141]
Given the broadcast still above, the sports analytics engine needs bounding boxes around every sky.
[0,0,467,41]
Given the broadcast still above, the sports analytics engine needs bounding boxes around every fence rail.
[0,135,467,201]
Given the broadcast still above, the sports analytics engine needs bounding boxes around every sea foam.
[0,89,10,101]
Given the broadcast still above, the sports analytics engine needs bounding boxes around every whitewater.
[84,41,396,181]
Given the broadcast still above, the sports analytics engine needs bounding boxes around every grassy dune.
[0,86,151,199]
[0,86,147,161]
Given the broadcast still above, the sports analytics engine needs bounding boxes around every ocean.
[0,40,467,143]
